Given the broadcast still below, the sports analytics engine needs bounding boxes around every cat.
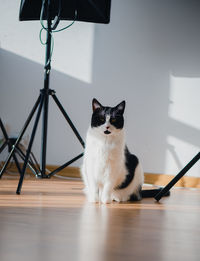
[81,98,144,204]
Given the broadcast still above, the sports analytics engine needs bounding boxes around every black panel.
[19,0,111,24]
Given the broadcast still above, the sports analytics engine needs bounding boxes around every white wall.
[0,0,200,177]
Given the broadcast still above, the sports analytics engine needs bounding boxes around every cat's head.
[91,98,126,136]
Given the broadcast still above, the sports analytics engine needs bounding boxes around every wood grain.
[1,177,200,261]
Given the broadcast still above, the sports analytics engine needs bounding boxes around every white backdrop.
[0,0,200,177]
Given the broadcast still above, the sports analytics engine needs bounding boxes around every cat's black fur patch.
[129,185,142,201]
[129,192,142,201]
[117,147,139,189]
[91,107,106,127]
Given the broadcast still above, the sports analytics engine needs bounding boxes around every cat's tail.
[128,188,170,201]
[141,188,170,198]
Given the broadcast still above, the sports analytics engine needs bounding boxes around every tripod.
[154,151,200,201]
[0,118,40,177]
[0,0,85,194]
[0,118,21,175]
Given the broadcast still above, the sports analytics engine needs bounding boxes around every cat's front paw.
[87,193,99,203]
[111,193,121,202]
[112,191,128,202]
[88,198,99,203]
[101,195,112,204]
[112,191,122,202]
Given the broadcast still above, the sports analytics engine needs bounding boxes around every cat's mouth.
[104,130,111,135]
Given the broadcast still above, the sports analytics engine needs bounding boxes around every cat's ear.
[115,101,126,114]
[92,98,103,112]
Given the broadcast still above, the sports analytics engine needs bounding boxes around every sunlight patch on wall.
[0,1,94,84]
[165,136,200,177]
[169,74,200,129]
[166,74,200,177]
[51,21,95,83]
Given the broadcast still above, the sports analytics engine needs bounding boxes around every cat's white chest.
[83,128,126,184]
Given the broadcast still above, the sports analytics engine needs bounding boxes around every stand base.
[0,89,84,195]
[0,118,39,177]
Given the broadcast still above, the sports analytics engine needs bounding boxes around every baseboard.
[2,162,200,188]
[2,162,81,179]
[144,172,200,188]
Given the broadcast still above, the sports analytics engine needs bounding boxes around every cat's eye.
[99,117,105,122]
[110,118,116,123]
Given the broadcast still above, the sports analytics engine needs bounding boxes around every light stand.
[0,0,111,194]
[0,118,40,177]
[154,152,200,201]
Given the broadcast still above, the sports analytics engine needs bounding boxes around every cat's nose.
[106,126,110,129]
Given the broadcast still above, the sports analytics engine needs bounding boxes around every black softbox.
[19,0,111,24]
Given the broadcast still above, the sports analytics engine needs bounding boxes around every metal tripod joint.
[40,88,55,96]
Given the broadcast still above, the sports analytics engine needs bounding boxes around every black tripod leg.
[154,151,200,201]
[0,119,9,153]
[0,118,9,141]
[47,153,83,178]
[12,152,22,175]
[41,90,50,178]
[0,95,41,179]
[0,141,8,154]
[15,147,40,176]
[29,151,41,173]
[0,118,22,175]
[16,94,45,194]
[51,91,85,148]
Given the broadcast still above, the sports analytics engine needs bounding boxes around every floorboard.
[0,177,200,261]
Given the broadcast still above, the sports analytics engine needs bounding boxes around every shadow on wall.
[0,0,200,176]
[0,48,92,166]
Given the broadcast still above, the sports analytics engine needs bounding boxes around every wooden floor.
[1,177,200,261]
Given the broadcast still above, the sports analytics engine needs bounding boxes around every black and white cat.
[81,98,144,204]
